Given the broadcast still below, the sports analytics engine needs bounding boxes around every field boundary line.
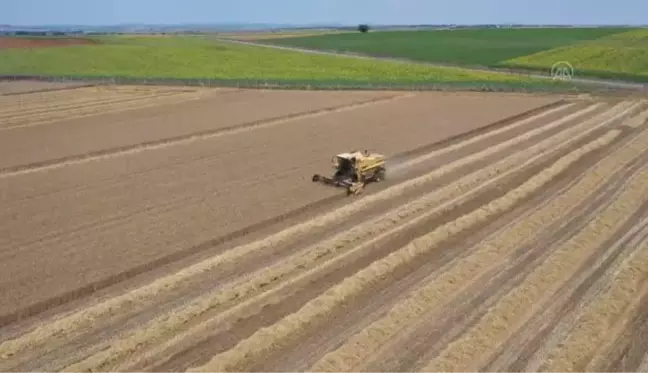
[0,93,410,177]
[421,137,648,371]
[187,128,622,372]
[0,99,593,359]
[309,129,625,372]
[106,100,613,372]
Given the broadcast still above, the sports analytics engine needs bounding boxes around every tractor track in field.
[3,89,648,372]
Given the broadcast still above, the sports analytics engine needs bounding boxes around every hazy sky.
[3,0,647,26]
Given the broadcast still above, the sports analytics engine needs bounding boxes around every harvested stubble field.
[0,80,92,96]
[1,83,648,372]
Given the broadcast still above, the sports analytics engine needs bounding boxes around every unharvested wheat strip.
[421,139,648,372]
[539,234,648,371]
[187,130,622,373]
[0,101,622,361]
[112,100,607,371]
[309,129,629,372]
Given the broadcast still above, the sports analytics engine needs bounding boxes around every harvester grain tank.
[312,149,386,196]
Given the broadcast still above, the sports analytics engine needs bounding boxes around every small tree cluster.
[357,24,370,33]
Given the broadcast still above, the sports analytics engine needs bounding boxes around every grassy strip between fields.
[0,36,578,91]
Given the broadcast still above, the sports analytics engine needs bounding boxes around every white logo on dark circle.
[551,61,574,81]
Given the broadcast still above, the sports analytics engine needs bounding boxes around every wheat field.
[1,82,647,371]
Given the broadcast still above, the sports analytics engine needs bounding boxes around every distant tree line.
[0,30,85,36]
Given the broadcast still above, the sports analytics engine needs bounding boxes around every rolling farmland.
[2,82,648,372]
[504,29,648,82]
[260,27,629,66]
[0,36,565,89]
[259,27,648,83]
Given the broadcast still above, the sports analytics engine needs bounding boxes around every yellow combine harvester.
[312,149,386,196]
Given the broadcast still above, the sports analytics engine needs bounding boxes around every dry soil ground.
[1,83,648,372]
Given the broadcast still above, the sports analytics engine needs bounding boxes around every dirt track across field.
[1,83,648,372]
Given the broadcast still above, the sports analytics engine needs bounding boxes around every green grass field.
[260,28,648,82]
[501,29,648,82]
[0,35,572,90]
[260,28,630,66]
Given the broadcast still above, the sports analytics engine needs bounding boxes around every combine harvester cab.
[312,149,386,196]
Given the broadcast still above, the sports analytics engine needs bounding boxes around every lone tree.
[358,24,370,33]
